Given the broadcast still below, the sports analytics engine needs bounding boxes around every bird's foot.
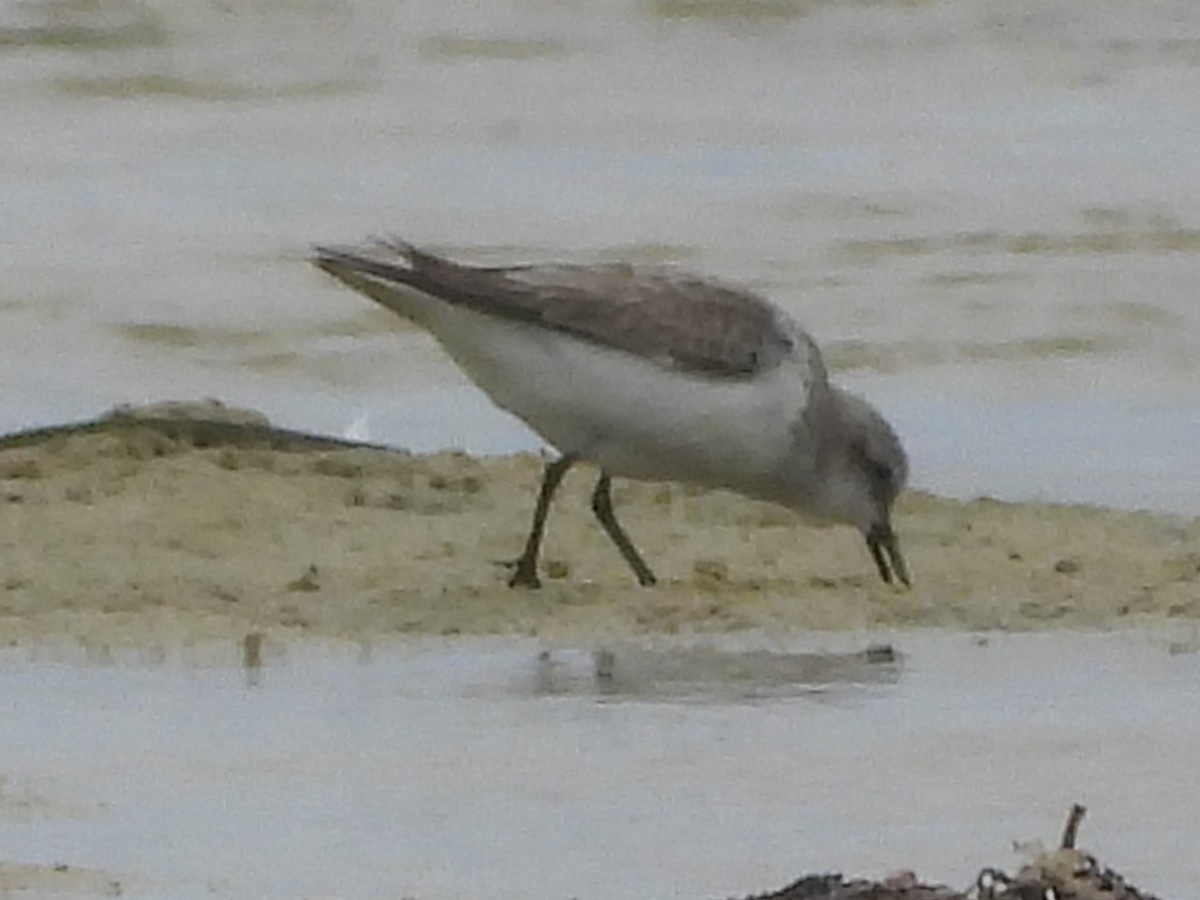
[498,555,542,589]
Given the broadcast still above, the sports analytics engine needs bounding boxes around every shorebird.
[312,239,910,588]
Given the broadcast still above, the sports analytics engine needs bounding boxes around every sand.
[1,402,1196,649]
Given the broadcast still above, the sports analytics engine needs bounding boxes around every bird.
[311,238,910,589]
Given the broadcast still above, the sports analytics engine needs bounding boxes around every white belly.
[420,301,814,497]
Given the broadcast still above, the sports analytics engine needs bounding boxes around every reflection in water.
[0,633,1197,899]
[241,631,264,689]
[532,643,901,701]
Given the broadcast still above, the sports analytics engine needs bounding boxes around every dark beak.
[866,523,910,587]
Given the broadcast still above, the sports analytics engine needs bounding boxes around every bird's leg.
[508,455,575,588]
[590,473,657,586]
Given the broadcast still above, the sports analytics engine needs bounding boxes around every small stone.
[693,558,727,582]
[3,459,42,480]
[286,564,320,592]
[63,484,93,503]
[216,447,241,470]
[311,456,362,478]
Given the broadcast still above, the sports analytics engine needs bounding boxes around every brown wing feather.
[358,241,797,378]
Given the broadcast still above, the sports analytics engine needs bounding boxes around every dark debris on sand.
[729,807,1163,900]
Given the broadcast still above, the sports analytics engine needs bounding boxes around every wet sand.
[2,403,1196,648]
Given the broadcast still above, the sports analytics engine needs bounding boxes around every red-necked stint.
[312,239,910,588]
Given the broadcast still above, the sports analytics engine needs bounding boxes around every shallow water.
[3,0,1200,512]
[1,631,1196,898]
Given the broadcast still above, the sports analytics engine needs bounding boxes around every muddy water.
[3,0,1200,511]
[1,632,1196,899]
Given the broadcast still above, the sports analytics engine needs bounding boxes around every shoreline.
[1,403,1197,648]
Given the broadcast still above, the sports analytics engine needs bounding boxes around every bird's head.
[813,389,910,586]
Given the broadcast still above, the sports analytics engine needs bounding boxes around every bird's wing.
[314,240,819,380]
